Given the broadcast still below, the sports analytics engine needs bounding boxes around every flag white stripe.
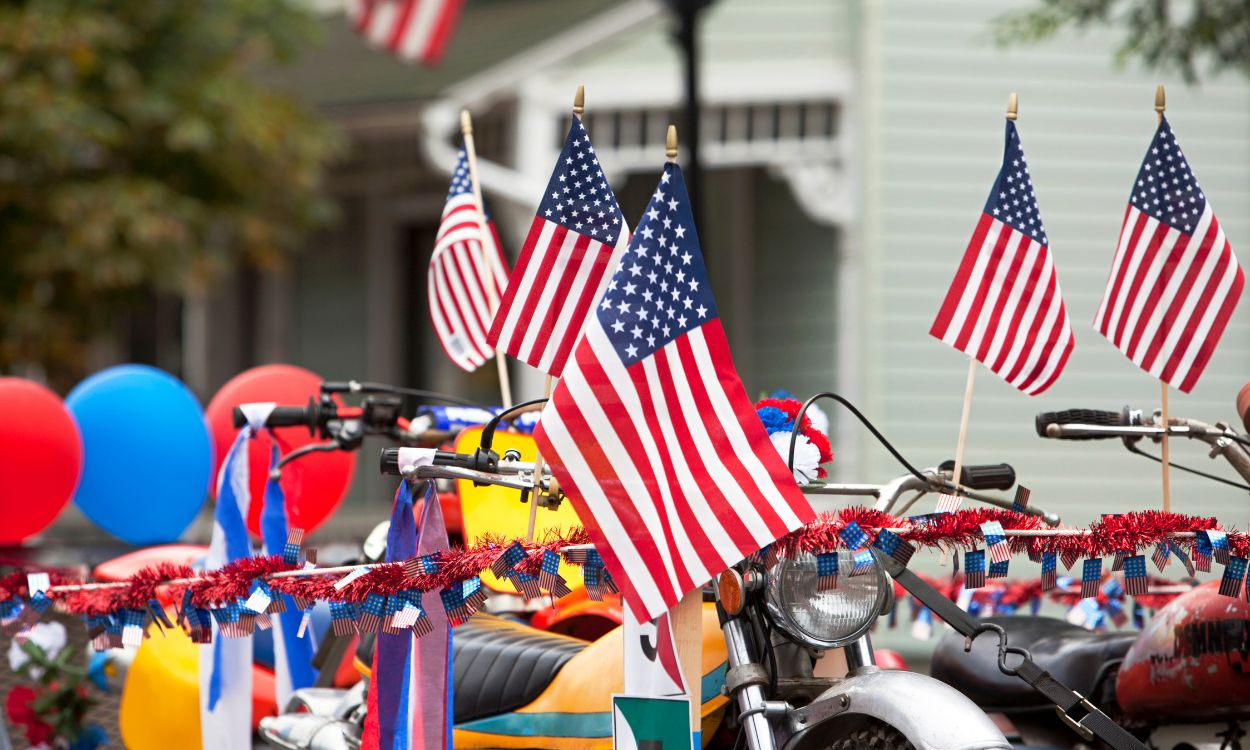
[365,1,399,46]
[996,246,1053,378]
[399,0,444,60]
[1157,232,1236,383]
[586,324,706,589]
[981,237,1042,368]
[1006,284,1063,391]
[941,221,1005,346]
[441,245,492,355]
[1103,214,1160,341]
[538,385,669,615]
[516,229,582,362]
[686,327,805,530]
[1117,225,1181,348]
[1129,205,1216,363]
[563,328,685,595]
[963,231,1023,356]
[1094,209,1142,329]
[494,221,558,354]
[658,340,775,549]
[536,238,605,373]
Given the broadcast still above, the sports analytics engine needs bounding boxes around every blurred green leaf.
[0,0,342,379]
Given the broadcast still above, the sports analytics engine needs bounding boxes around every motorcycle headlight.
[765,550,886,649]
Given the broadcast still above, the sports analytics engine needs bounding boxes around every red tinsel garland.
[3,509,1245,622]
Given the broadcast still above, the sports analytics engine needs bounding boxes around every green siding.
[861,0,1250,526]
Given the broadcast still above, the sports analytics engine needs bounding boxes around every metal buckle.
[1054,691,1097,742]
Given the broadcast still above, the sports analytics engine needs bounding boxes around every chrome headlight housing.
[765,549,887,649]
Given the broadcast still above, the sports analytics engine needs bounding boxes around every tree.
[0,0,341,381]
[995,0,1250,82]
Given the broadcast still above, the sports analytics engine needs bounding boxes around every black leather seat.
[356,614,587,723]
[930,616,1137,712]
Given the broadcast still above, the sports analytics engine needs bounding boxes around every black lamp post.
[664,0,715,237]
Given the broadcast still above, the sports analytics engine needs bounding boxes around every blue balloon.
[67,365,212,545]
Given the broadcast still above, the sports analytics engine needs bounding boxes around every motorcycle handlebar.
[230,403,317,430]
[937,460,1016,491]
[1035,408,1127,439]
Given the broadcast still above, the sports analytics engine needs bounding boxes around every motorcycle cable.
[1123,441,1250,492]
[788,391,930,485]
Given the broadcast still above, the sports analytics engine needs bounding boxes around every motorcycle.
[931,396,1250,749]
[263,392,1146,750]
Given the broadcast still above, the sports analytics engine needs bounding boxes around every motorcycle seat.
[357,614,588,724]
[930,616,1136,712]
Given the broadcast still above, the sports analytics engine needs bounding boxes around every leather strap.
[871,549,1147,750]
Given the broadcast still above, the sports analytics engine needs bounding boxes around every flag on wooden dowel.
[348,0,466,66]
[930,119,1074,395]
[533,160,815,623]
[428,147,510,372]
[488,114,630,377]
[1093,115,1243,393]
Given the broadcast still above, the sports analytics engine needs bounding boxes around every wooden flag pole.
[1156,84,1172,513]
[461,109,514,410]
[664,123,703,746]
[523,86,584,541]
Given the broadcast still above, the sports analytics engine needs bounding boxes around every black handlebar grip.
[1034,408,1126,439]
[380,448,400,475]
[230,405,313,430]
[939,460,1016,490]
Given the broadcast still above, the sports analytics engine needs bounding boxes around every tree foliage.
[0,0,341,377]
[995,0,1250,82]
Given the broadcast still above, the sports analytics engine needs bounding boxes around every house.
[185,0,1250,535]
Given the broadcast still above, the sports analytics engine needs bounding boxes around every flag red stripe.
[1111,220,1170,348]
[1134,222,1215,371]
[1098,209,1151,337]
[421,0,466,64]
[1177,261,1243,393]
[974,233,1033,363]
[951,223,1014,352]
[1159,238,1238,387]
[384,0,419,52]
[989,241,1047,373]
[1125,233,1195,363]
[930,214,994,340]
[547,238,617,373]
[489,217,547,351]
[509,224,570,360]
[532,233,594,356]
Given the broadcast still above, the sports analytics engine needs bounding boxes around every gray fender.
[783,667,1012,750]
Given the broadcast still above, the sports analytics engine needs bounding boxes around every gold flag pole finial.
[573,85,585,117]
[1006,92,1019,121]
[1155,84,1166,122]
[666,125,678,162]
[460,109,473,135]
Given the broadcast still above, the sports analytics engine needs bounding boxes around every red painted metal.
[1116,580,1250,722]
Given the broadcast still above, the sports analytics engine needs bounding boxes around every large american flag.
[348,0,465,66]
[930,120,1074,395]
[1093,116,1243,393]
[488,115,629,377]
[534,163,815,622]
[428,148,510,372]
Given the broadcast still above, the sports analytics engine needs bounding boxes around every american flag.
[931,120,1074,395]
[428,148,510,372]
[347,0,465,66]
[1094,116,1244,393]
[1123,555,1148,596]
[533,162,815,622]
[488,115,629,377]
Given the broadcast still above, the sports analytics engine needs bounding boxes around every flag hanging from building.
[1093,115,1243,393]
[533,162,816,623]
[488,115,629,377]
[348,0,466,66]
[930,120,1074,395]
[428,147,510,372]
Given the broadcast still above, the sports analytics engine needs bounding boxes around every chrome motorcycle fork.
[722,616,779,750]
[842,634,876,671]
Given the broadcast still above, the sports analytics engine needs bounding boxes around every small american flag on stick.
[930,119,1074,395]
[348,0,466,67]
[488,114,629,376]
[533,154,815,623]
[1093,115,1243,392]
[429,147,510,372]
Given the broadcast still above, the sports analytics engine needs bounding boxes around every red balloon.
[0,379,83,544]
[205,365,356,536]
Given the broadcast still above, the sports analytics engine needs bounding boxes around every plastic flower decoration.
[7,621,67,680]
[755,395,833,483]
